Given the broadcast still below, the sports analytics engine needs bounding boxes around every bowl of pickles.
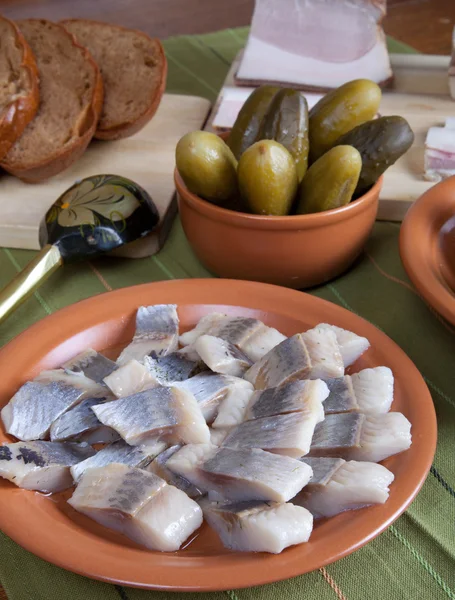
[175,79,414,289]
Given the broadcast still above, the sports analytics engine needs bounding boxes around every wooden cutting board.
[208,53,455,221]
[0,93,211,256]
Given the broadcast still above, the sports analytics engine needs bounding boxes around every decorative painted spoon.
[0,174,159,324]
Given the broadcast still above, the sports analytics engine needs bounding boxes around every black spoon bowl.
[0,174,159,324]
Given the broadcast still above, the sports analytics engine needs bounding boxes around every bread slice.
[0,19,103,183]
[0,15,39,161]
[61,19,167,140]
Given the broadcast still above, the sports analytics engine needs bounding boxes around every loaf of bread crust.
[61,19,167,140]
[0,19,103,183]
[0,15,39,161]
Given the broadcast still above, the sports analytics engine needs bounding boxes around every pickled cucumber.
[176,131,238,203]
[334,116,414,197]
[258,88,309,182]
[309,79,381,162]
[297,145,362,214]
[227,85,280,159]
[238,140,298,216]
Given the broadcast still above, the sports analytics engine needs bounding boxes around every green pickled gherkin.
[334,115,414,197]
[175,131,238,203]
[238,140,298,216]
[258,88,309,182]
[309,79,381,162]
[297,145,362,214]
[227,85,279,159]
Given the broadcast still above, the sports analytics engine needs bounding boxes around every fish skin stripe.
[0,585,8,600]
[319,567,348,600]
[89,262,113,292]
[165,51,218,96]
[3,248,52,315]
[115,584,130,600]
[225,590,241,600]
[430,465,455,499]
[389,525,455,600]
[365,252,455,335]
[327,283,455,411]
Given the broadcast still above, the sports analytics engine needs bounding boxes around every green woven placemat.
[1,28,454,600]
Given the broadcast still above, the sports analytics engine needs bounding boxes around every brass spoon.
[0,174,159,324]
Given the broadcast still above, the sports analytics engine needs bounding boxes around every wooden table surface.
[0,0,454,55]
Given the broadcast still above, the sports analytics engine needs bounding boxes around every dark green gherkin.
[334,115,414,197]
[308,79,381,162]
[227,85,280,159]
[258,88,309,182]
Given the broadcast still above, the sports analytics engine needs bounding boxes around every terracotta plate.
[400,177,455,325]
[0,279,436,591]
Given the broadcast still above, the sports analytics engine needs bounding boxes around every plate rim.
[0,279,437,591]
[400,177,455,326]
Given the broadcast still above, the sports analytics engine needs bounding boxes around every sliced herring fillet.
[295,459,395,518]
[222,410,324,458]
[245,379,329,421]
[68,463,203,551]
[202,499,313,553]
[1,380,97,441]
[117,305,179,365]
[300,457,345,488]
[175,373,252,423]
[194,335,252,377]
[92,386,210,446]
[323,376,360,414]
[166,444,312,502]
[148,445,202,498]
[309,412,411,461]
[349,412,412,462]
[175,345,202,362]
[180,313,285,361]
[34,369,106,396]
[103,359,160,398]
[78,426,121,445]
[70,438,166,482]
[50,397,119,442]
[143,352,203,384]
[211,386,255,429]
[62,349,118,383]
[301,327,344,379]
[309,413,365,457]
[314,324,370,367]
[244,334,312,389]
[240,325,287,362]
[209,427,233,446]
[324,367,394,415]
[179,313,227,346]
[350,367,394,414]
[0,441,95,492]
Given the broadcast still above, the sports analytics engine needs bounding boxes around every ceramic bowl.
[175,136,382,289]
[0,280,436,590]
[400,176,455,325]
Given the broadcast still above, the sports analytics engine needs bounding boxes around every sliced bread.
[61,19,167,140]
[0,19,103,183]
[0,15,39,161]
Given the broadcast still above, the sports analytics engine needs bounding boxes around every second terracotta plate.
[400,176,455,325]
[0,280,436,590]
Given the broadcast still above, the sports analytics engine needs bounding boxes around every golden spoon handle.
[0,244,63,325]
